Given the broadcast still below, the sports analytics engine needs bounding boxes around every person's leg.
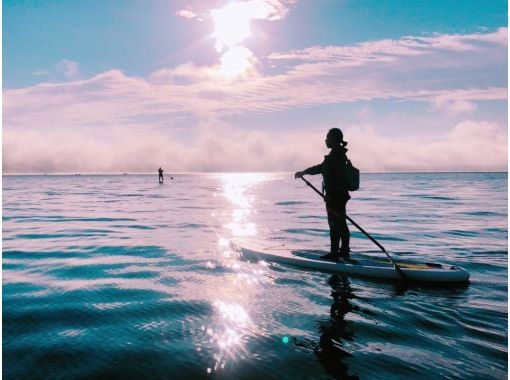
[338,200,350,257]
[320,206,341,261]
[327,209,341,256]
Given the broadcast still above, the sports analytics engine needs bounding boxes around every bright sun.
[218,46,254,79]
[211,3,252,50]
[210,2,258,79]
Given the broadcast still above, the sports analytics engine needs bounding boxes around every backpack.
[345,158,360,191]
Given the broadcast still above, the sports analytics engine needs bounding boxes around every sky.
[3,0,508,173]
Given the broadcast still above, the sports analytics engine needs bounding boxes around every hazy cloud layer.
[345,120,507,172]
[3,29,507,173]
[4,120,506,173]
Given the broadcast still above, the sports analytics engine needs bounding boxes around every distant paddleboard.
[230,241,470,283]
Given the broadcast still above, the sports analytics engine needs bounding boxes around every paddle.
[299,176,407,281]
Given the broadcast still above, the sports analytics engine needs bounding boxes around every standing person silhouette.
[158,167,164,183]
[295,128,351,261]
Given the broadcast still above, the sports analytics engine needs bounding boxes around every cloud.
[430,99,477,115]
[176,1,294,23]
[418,26,508,50]
[5,29,506,123]
[57,59,79,78]
[149,62,215,83]
[47,29,503,119]
[3,120,506,173]
[425,87,506,115]
[358,106,372,118]
[2,122,321,173]
[30,59,79,80]
[225,0,294,21]
[344,120,507,172]
[175,8,199,19]
[218,47,259,79]
[3,29,507,172]
[32,69,50,76]
[269,27,508,62]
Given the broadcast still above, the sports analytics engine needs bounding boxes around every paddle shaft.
[299,176,407,280]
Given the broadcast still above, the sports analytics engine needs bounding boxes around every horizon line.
[2,170,508,176]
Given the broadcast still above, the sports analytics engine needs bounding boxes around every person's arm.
[295,163,322,178]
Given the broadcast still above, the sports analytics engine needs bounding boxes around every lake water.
[3,173,508,379]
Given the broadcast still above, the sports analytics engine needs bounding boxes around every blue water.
[3,173,508,379]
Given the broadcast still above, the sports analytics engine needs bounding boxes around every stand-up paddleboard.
[230,241,470,283]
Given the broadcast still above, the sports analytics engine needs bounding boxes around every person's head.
[325,128,347,149]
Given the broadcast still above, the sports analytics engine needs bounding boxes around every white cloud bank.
[345,120,507,172]
[3,28,507,173]
[4,120,506,173]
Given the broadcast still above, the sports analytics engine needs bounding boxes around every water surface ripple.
[3,173,507,379]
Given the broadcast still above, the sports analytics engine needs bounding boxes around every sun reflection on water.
[219,173,270,238]
[202,173,273,374]
[215,300,250,325]
[204,300,253,373]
